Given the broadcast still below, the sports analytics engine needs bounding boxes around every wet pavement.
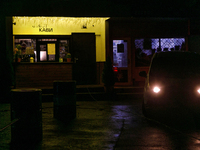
[1,98,200,149]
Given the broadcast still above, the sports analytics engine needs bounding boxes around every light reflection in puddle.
[110,104,200,149]
[111,105,133,119]
[141,127,171,148]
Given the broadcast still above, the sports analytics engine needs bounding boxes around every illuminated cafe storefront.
[13,17,108,87]
[13,17,190,87]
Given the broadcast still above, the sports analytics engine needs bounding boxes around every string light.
[13,17,109,27]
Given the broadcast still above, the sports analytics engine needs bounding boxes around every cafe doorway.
[72,33,96,85]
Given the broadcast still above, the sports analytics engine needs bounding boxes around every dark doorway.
[72,33,96,85]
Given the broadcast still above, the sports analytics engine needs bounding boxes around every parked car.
[139,51,200,119]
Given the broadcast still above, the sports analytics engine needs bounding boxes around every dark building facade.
[107,18,190,85]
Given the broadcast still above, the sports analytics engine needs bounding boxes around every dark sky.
[1,0,200,17]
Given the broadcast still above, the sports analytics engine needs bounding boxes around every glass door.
[113,39,131,85]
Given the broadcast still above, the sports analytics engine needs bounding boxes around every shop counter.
[13,62,73,88]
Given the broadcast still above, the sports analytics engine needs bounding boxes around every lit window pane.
[40,51,47,61]
[113,40,128,68]
[34,51,37,62]
[161,38,185,51]
[134,38,186,67]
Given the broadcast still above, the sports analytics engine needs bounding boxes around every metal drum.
[10,88,42,147]
[53,80,76,122]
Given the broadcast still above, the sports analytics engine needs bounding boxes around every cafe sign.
[32,24,53,32]
[39,27,53,32]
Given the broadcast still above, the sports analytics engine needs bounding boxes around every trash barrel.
[53,80,76,122]
[10,88,42,147]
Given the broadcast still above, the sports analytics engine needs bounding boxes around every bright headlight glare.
[197,89,200,94]
[153,86,161,93]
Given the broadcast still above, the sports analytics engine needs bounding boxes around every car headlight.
[153,86,161,93]
[197,88,200,94]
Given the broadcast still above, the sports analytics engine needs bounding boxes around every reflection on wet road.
[2,99,200,149]
[111,100,200,150]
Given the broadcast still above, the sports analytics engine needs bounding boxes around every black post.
[53,80,76,123]
[10,89,42,148]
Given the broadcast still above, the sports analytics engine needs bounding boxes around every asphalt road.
[1,99,200,149]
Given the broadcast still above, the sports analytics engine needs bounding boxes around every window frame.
[14,35,71,62]
[134,37,186,67]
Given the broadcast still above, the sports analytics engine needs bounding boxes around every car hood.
[149,76,200,89]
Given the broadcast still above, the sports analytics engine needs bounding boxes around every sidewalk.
[0,99,142,150]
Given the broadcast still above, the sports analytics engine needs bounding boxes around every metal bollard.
[10,88,42,147]
[53,80,76,123]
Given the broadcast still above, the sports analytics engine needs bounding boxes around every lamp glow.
[197,89,200,94]
[153,87,160,93]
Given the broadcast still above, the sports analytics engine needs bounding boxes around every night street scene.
[2,0,200,149]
